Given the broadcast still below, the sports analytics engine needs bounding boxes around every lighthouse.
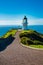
[22,16,28,30]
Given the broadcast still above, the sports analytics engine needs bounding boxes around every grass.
[22,43,43,48]
[20,30,43,49]
[1,29,17,38]
[29,45,43,48]
[21,30,36,33]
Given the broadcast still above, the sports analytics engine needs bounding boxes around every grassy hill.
[0,29,17,51]
[19,30,43,48]
[1,29,17,38]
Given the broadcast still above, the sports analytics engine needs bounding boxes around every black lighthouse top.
[24,16,27,19]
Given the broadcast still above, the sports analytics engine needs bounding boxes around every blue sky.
[0,0,43,25]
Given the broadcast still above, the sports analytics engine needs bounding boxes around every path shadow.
[0,35,15,52]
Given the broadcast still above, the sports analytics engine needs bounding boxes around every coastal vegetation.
[1,29,17,38]
[19,30,43,48]
[0,29,17,51]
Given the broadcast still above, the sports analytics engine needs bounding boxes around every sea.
[0,25,43,36]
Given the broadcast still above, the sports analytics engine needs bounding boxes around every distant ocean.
[0,25,43,36]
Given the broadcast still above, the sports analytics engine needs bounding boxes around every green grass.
[1,29,17,38]
[29,45,43,48]
[21,30,36,33]
[20,29,43,49]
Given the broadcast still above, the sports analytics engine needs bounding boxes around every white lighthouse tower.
[22,16,28,30]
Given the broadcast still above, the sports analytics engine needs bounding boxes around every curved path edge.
[20,43,43,50]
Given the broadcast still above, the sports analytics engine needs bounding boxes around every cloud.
[28,18,43,25]
[0,20,22,25]
[0,14,43,25]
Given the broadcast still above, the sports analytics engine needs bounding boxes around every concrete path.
[0,31,43,65]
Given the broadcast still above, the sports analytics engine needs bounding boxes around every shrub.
[33,40,43,45]
[21,37,28,45]
[20,30,43,45]
[19,31,43,42]
[19,32,29,38]
[21,37,33,45]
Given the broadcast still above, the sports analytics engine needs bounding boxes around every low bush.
[21,37,43,45]
[20,30,43,45]
[19,32,29,38]
[21,37,33,45]
[33,40,43,45]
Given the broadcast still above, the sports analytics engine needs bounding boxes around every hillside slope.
[19,30,43,45]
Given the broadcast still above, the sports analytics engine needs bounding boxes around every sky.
[0,0,43,25]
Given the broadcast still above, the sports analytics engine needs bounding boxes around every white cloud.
[0,20,22,25]
[0,14,43,25]
[28,18,43,25]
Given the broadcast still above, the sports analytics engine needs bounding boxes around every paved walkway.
[0,31,43,65]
